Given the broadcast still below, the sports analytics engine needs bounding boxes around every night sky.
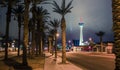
[0,0,114,43]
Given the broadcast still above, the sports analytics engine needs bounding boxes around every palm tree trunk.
[61,16,66,63]
[17,24,21,56]
[17,15,22,56]
[51,39,54,55]
[100,36,103,52]
[4,0,12,60]
[22,0,30,65]
[54,36,57,59]
[55,30,58,60]
[39,37,43,55]
[48,37,52,53]
[31,30,36,57]
[112,0,120,69]
[28,29,31,55]
[31,4,37,56]
[37,22,43,56]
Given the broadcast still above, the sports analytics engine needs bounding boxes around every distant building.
[105,43,113,54]
[73,40,79,46]
[92,42,114,54]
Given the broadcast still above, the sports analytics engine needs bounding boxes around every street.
[66,52,115,70]
[0,51,115,70]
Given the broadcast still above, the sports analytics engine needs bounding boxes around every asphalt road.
[66,52,115,70]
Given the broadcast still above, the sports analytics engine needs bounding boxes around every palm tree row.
[0,0,20,60]
[35,6,49,55]
[22,0,50,65]
[0,0,51,65]
[0,0,74,65]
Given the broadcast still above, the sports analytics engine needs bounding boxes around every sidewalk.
[44,52,84,70]
[0,53,45,70]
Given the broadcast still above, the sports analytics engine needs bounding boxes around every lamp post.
[28,42,31,55]
[68,40,71,49]
[13,40,16,51]
[68,40,71,43]
[89,37,94,52]
[55,32,59,60]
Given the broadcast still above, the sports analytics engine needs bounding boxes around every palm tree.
[21,0,50,64]
[112,0,120,69]
[30,1,38,56]
[35,6,49,55]
[0,0,20,60]
[22,0,30,65]
[12,5,24,56]
[48,19,60,59]
[95,31,105,52]
[29,18,37,57]
[47,29,56,55]
[31,0,51,21]
[30,0,51,56]
[4,0,12,60]
[28,18,35,56]
[52,0,73,63]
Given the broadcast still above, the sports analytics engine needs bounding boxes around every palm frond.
[31,0,52,5]
[52,1,61,12]
[11,5,24,20]
[12,8,17,14]
[95,31,105,36]
[52,0,73,16]
[64,6,73,14]
[61,0,65,10]
[12,5,24,13]
[65,0,73,11]
[48,19,60,29]
[53,8,62,15]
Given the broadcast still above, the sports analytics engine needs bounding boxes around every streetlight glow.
[56,33,59,37]
[68,40,71,43]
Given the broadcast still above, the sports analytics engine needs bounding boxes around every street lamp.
[28,42,31,54]
[89,37,92,41]
[68,40,71,43]
[68,40,72,51]
[68,40,71,46]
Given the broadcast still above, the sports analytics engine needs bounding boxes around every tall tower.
[78,22,84,46]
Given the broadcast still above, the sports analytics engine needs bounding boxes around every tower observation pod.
[78,22,84,46]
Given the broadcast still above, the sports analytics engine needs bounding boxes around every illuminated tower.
[78,22,84,46]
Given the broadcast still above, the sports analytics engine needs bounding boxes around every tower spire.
[78,18,84,46]
[80,17,83,22]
